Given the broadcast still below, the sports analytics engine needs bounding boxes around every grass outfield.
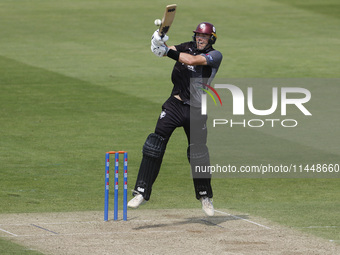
[0,0,339,253]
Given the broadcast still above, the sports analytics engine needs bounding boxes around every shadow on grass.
[133,215,249,230]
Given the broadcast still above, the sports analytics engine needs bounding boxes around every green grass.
[0,0,339,253]
[0,239,43,255]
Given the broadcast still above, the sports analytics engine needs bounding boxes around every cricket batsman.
[128,22,223,216]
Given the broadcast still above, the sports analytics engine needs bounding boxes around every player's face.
[196,33,210,50]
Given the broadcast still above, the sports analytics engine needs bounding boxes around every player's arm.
[150,32,207,65]
[166,46,207,66]
[179,52,207,66]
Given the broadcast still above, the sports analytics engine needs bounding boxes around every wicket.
[104,151,128,221]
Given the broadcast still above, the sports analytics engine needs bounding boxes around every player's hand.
[151,39,168,57]
[151,30,169,47]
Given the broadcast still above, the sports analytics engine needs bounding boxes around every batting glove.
[151,39,169,57]
[151,30,169,47]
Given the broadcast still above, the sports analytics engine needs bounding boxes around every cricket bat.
[157,4,177,38]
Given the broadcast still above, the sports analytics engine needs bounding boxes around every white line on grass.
[0,227,18,237]
[0,221,98,226]
[301,226,338,229]
[13,230,185,238]
[214,210,271,229]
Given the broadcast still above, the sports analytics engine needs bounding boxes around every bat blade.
[158,4,177,37]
